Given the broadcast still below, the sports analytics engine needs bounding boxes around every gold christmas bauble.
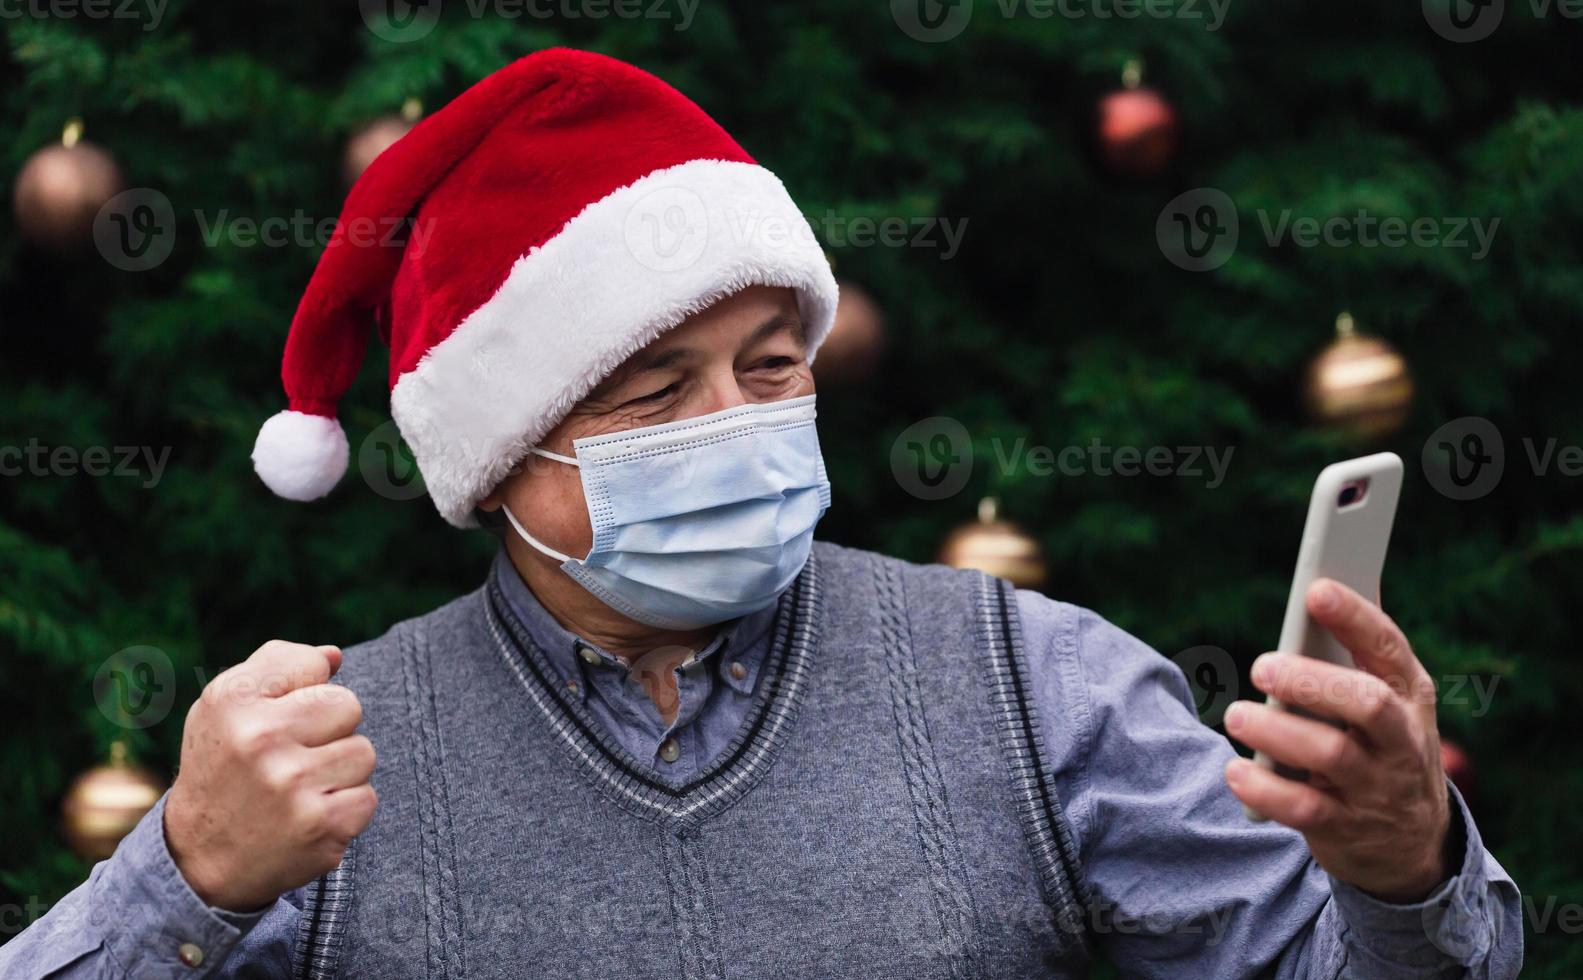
[812,280,888,385]
[12,120,123,253]
[343,99,423,185]
[937,497,1047,590]
[61,744,166,862]
[1304,312,1414,440]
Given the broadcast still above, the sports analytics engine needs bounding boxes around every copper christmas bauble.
[13,122,124,253]
[60,745,166,862]
[812,280,887,385]
[937,497,1047,590]
[1304,312,1414,440]
[1096,64,1179,179]
[343,99,423,185]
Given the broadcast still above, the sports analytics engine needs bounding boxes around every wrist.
[1362,796,1455,904]
[1364,855,1448,904]
[162,786,251,911]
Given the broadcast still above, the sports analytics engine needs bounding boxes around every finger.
[1224,701,1369,781]
[323,784,378,841]
[1252,652,1414,746]
[275,684,363,746]
[304,735,376,791]
[1306,580,1426,693]
[244,642,342,697]
[1225,758,1342,833]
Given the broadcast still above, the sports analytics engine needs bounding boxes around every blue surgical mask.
[500,394,831,630]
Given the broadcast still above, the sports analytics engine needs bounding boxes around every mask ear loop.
[500,503,573,564]
[531,447,579,466]
[497,446,581,564]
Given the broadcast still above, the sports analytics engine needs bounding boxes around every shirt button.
[659,737,681,764]
[729,661,748,681]
[177,943,205,968]
[577,645,600,666]
[565,678,579,695]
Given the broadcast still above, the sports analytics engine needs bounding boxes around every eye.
[625,382,679,406]
[753,356,797,371]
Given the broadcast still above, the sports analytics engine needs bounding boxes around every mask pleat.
[514,397,830,630]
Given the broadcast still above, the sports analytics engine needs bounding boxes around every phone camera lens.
[1336,479,1369,507]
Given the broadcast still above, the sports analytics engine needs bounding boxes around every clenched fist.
[164,641,377,912]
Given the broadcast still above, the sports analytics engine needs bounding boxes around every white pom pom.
[252,410,349,502]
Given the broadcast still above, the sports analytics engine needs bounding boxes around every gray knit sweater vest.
[291,542,1090,979]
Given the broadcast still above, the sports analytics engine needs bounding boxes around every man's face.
[478,285,814,562]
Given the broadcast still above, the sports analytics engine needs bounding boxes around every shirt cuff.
[86,791,269,976]
[1327,780,1498,969]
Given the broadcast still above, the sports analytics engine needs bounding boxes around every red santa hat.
[252,48,838,526]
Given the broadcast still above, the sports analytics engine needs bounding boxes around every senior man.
[2,49,1520,979]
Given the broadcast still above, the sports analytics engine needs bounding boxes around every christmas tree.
[2,1,1579,973]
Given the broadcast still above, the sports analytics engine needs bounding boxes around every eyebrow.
[593,310,806,397]
[626,346,695,375]
[744,311,806,349]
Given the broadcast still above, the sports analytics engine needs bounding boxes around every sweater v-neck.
[480,551,822,827]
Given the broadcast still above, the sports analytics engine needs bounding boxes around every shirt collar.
[490,548,777,700]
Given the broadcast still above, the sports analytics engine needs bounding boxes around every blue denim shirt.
[0,551,1522,977]
[491,550,782,777]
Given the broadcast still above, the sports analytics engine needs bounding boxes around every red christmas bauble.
[1096,86,1180,179]
[1440,739,1476,803]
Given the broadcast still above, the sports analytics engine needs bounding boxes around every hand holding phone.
[1245,452,1403,821]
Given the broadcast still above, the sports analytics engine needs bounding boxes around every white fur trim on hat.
[252,410,349,502]
[390,158,839,528]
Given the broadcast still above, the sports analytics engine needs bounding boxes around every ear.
[477,488,503,512]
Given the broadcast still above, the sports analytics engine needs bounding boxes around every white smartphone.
[1245,452,1403,821]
